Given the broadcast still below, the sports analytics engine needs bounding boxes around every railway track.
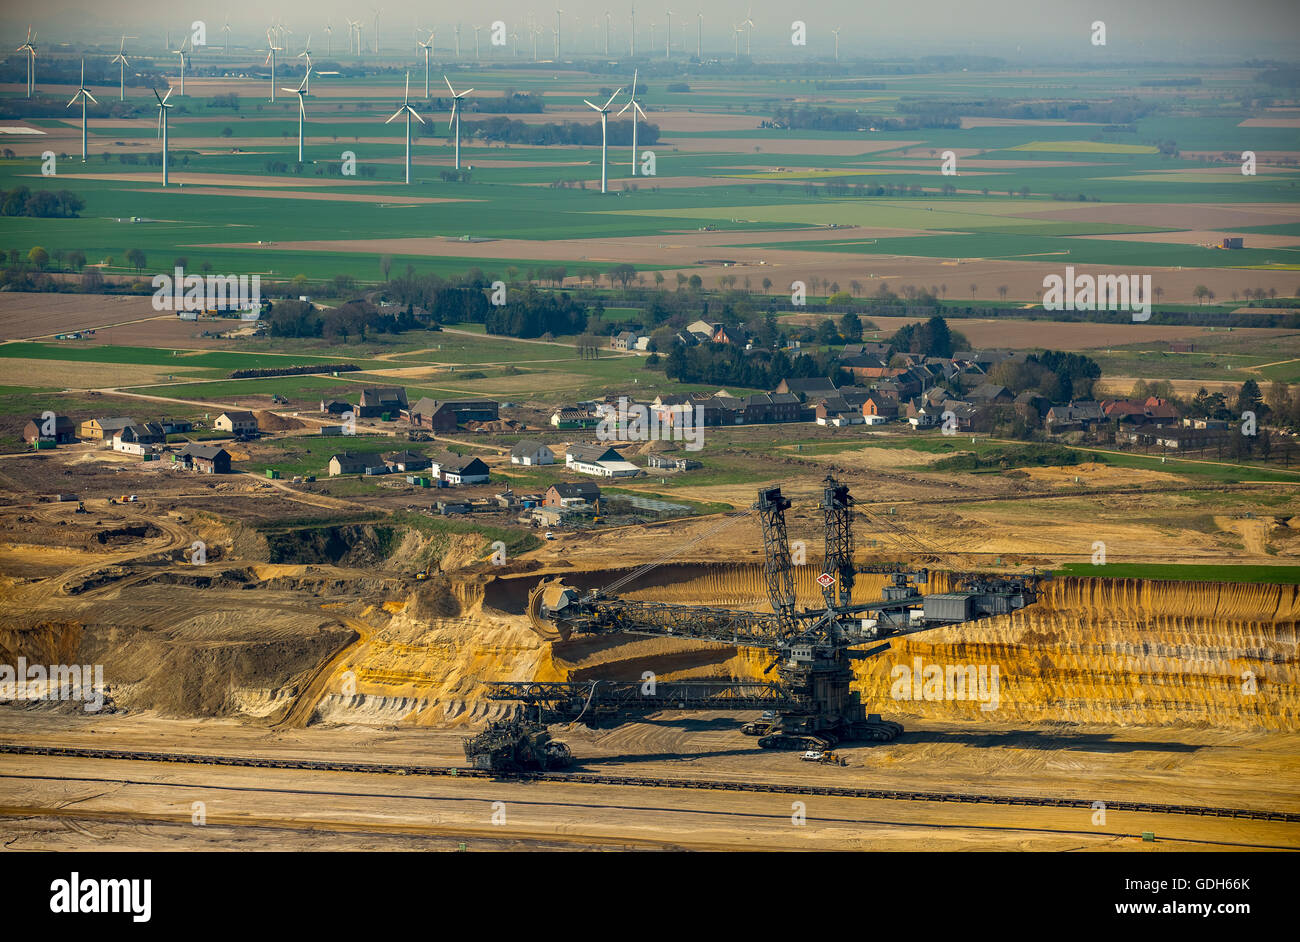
[2,743,1295,823]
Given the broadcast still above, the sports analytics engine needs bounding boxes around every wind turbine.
[618,68,646,176]
[629,5,636,56]
[584,86,623,194]
[696,12,702,59]
[298,35,313,92]
[372,8,381,55]
[283,74,309,162]
[554,8,563,59]
[386,73,424,184]
[454,24,461,57]
[417,30,435,97]
[346,19,358,55]
[154,87,174,186]
[111,36,132,101]
[17,27,36,99]
[831,27,840,62]
[604,11,612,55]
[743,9,754,56]
[473,24,482,60]
[265,30,283,101]
[222,17,231,54]
[67,59,97,162]
[665,10,673,57]
[648,22,655,56]
[324,21,333,56]
[733,23,742,59]
[444,75,473,170]
[174,35,190,96]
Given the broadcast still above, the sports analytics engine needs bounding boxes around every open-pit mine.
[0,454,1297,853]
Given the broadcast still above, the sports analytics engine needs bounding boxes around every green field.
[1054,562,1300,583]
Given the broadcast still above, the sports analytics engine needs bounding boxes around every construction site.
[0,434,1297,853]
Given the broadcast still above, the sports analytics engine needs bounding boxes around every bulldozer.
[463,716,572,772]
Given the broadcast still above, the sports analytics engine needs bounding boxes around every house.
[1045,400,1105,433]
[862,395,898,423]
[1013,391,1049,422]
[384,450,431,473]
[967,384,1013,405]
[686,319,721,341]
[1221,237,1244,250]
[742,393,802,424]
[714,324,749,346]
[550,408,599,430]
[356,387,408,418]
[214,411,258,436]
[328,452,368,476]
[838,354,895,383]
[115,422,166,445]
[815,397,865,426]
[510,440,556,466]
[565,443,642,478]
[79,417,136,441]
[429,452,490,485]
[179,443,231,474]
[611,331,638,351]
[939,400,982,432]
[160,419,192,434]
[320,399,352,415]
[774,377,840,401]
[22,414,75,444]
[405,397,499,432]
[544,481,601,508]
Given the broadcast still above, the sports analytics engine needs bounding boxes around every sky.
[4,0,1299,60]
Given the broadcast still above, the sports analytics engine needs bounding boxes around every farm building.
[356,387,408,418]
[385,451,431,473]
[320,399,352,415]
[405,397,499,432]
[550,408,599,429]
[565,443,641,478]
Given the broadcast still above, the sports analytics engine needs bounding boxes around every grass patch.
[1054,562,1300,584]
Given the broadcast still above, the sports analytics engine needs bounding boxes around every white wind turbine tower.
[354,21,365,58]
[554,8,563,59]
[454,24,461,58]
[283,74,309,162]
[696,12,702,59]
[629,5,636,56]
[265,31,282,101]
[67,59,97,162]
[648,22,655,56]
[618,68,646,176]
[528,24,539,61]
[154,87,174,186]
[444,75,473,170]
[604,11,612,55]
[111,36,132,101]
[831,27,840,62]
[743,9,754,56]
[222,18,231,54]
[417,30,435,97]
[584,86,623,194]
[17,27,36,99]
[324,22,333,56]
[347,20,358,55]
[473,25,482,60]
[298,36,313,92]
[173,35,190,96]
[664,10,673,57]
[372,8,381,55]
[385,73,425,184]
[733,22,742,58]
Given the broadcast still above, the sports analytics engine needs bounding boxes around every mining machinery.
[462,717,573,771]
[471,475,1045,761]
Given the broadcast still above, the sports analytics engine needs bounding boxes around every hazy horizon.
[4,0,1299,62]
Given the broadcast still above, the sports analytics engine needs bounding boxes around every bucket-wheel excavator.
[467,475,1045,766]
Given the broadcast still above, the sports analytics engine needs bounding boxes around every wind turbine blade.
[603,87,623,109]
[583,99,599,110]
[461,88,473,95]
[444,75,456,95]
[67,94,79,108]
[410,108,425,124]
[616,100,631,115]
[162,87,173,104]
[153,87,164,104]
[634,101,647,119]
[84,91,97,104]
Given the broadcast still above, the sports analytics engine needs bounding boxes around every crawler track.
[2,744,1295,822]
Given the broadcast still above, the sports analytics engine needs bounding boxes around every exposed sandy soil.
[959,116,1101,128]
[1239,117,1300,128]
[36,171,402,188]
[0,357,206,389]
